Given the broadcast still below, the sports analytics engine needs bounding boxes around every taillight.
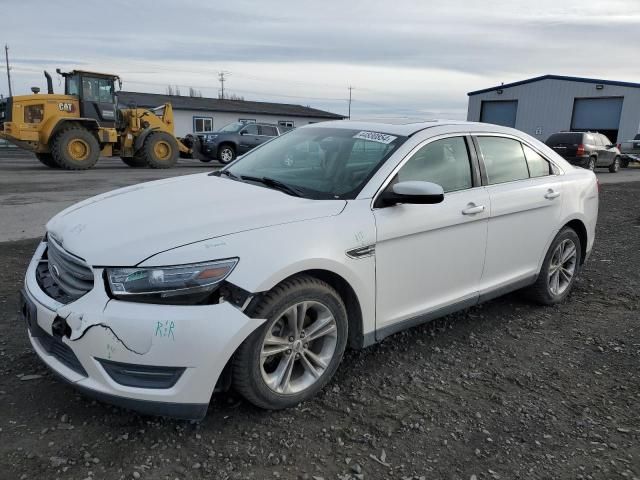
[617,144,621,150]
[576,144,586,156]
[596,178,601,193]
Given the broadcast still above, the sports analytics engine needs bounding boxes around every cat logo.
[58,102,75,113]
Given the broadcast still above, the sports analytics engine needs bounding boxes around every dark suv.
[546,131,621,173]
[200,122,285,164]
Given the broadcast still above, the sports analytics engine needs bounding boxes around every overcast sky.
[2,0,639,119]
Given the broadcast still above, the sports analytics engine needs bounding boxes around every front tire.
[35,153,60,168]
[139,132,178,169]
[526,227,582,305]
[51,126,100,170]
[217,144,236,164]
[609,156,620,173]
[232,275,348,409]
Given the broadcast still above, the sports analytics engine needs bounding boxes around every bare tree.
[188,87,202,98]
[224,93,245,101]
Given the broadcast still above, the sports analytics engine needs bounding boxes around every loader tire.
[121,156,147,168]
[35,153,60,168]
[51,127,100,170]
[139,132,178,169]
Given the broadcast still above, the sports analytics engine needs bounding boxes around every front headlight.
[106,258,238,304]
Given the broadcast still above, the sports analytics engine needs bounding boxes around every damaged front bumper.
[21,241,264,420]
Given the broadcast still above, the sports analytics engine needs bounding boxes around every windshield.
[227,127,407,199]
[218,122,245,133]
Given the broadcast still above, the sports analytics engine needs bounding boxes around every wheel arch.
[48,118,100,144]
[564,218,588,265]
[249,266,367,350]
[218,141,237,153]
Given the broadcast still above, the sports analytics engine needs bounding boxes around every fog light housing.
[98,358,185,389]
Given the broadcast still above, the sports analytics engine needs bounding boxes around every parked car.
[546,131,621,172]
[200,122,285,164]
[619,133,640,167]
[20,120,598,419]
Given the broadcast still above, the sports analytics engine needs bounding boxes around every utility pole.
[218,71,231,99]
[347,86,354,119]
[4,44,12,97]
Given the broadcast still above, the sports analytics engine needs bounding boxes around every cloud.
[2,0,639,118]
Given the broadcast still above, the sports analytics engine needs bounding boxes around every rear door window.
[522,144,552,178]
[260,126,278,137]
[476,136,530,185]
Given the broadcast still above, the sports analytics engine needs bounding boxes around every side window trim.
[471,133,563,186]
[371,133,478,210]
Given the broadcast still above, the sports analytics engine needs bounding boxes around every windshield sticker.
[353,131,397,144]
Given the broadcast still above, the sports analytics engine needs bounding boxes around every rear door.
[259,125,279,146]
[475,135,564,295]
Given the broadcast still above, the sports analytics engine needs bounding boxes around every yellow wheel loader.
[0,69,197,169]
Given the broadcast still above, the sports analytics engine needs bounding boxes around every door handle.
[461,203,485,215]
[544,189,561,200]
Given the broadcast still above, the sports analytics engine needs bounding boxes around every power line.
[4,45,12,97]
[348,86,354,119]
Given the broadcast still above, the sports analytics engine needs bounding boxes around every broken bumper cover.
[22,242,264,420]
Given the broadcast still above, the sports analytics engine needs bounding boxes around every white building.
[117,91,344,136]
[467,75,640,143]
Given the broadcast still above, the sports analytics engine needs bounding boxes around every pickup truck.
[620,134,640,167]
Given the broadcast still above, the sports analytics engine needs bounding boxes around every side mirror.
[378,181,444,207]
[240,130,248,135]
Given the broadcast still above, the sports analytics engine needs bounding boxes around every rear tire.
[587,156,596,171]
[609,156,620,173]
[139,132,178,169]
[217,144,236,164]
[35,153,60,168]
[120,156,147,168]
[232,275,348,409]
[525,227,582,305]
[51,126,100,170]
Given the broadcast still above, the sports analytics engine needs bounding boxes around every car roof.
[306,119,517,136]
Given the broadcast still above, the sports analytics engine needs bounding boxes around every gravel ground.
[0,182,638,480]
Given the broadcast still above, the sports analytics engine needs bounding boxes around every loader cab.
[59,70,119,127]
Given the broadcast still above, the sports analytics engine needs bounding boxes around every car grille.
[39,237,94,303]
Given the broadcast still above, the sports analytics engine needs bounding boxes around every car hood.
[46,173,346,266]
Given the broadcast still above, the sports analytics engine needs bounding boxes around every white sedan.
[20,120,599,418]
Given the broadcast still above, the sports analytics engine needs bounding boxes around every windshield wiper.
[240,175,304,197]
[209,169,240,180]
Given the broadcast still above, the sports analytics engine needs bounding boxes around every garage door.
[571,97,623,130]
[480,100,518,128]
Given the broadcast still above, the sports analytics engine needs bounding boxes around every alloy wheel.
[548,238,578,296]
[220,148,234,163]
[260,301,337,394]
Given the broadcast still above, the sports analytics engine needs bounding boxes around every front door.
[474,135,564,293]
[238,124,262,153]
[374,136,489,337]
[79,76,116,127]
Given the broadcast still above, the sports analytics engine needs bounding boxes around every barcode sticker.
[353,131,397,144]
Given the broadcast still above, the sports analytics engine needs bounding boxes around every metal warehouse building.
[467,75,640,144]
[117,91,345,137]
